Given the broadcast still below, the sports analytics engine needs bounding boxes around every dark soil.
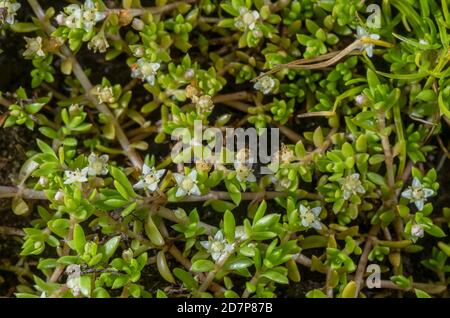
[0,126,37,297]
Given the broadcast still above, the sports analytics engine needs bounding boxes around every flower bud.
[131,18,145,31]
[122,248,134,261]
[411,224,424,238]
[54,190,64,202]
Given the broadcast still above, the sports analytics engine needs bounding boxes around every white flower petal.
[343,190,351,200]
[175,187,187,198]
[412,177,421,188]
[146,75,155,85]
[100,154,109,163]
[312,221,322,230]
[174,173,185,185]
[356,26,365,37]
[200,241,211,250]
[88,153,96,164]
[211,252,221,262]
[357,185,365,194]
[215,230,224,241]
[188,170,198,180]
[311,207,322,216]
[189,185,201,196]
[247,173,256,183]
[299,205,308,214]
[81,167,89,176]
[85,0,94,9]
[142,164,151,175]
[423,188,434,198]
[133,180,145,190]
[401,189,413,199]
[415,199,425,211]
[147,182,158,192]
[155,169,166,179]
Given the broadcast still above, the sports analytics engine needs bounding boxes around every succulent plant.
[0,0,449,300]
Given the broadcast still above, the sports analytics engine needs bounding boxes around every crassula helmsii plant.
[0,0,449,299]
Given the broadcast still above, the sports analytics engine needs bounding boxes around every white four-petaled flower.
[298,204,322,230]
[200,230,234,263]
[174,170,201,197]
[56,0,106,32]
[411,224,424,240]
[64,167,89,184]
[131,58,160,85]
[193,95,214,114]
[253,75,275,95]
[87,153,109,176]
[234,163,256,183]
[23,37,45,58]
[401,177,434,211]
[340,173,365,200]
[133,164,165,192]
[88,32,109,53]
[269,144,295,172]
[234,7,260,31]
[92,85,115,104]
[0,1,21,25]
[355,26,380,57]
[65,264,82,297]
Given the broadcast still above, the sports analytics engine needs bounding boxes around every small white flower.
[56,0,106,31]
[279,146,295,163]
[54,190,65,202]
[355,26,380,57]
[299,204,322,230]
[131,58,160,85]
[234,162,256,183]
[88,32,109,53]
[23,36,45,58]
[92,85,115,104]
[272,175,292,191]
[65,264,81,297]
[55,13,65,25]
[234,226,249,241]
[200,230,234,263]
[133,164,165,192]
[193,95,214,114]
[253,75,275,95]
[340,173,365,200]
[184,68,195,80]
[271,144,295,166]
[401,177,434,211]
[87,153,109,176]
[235,148,254,165]
[38,176,48,187]
[131,18,145,31]
[0,1,21,25]
[234,7,260,31]
[411,224,424,240]
[64,167,89,184]
[355,94,367,105]
[195,159,213,173]
[174,170,201,197]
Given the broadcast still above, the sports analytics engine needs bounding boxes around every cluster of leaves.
[0,0,450,299]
